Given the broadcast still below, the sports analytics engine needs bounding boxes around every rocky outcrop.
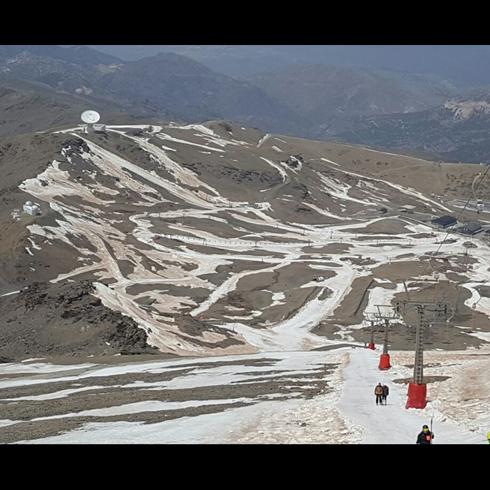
[0,280,157,360]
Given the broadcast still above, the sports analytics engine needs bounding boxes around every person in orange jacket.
[374,383,384,405]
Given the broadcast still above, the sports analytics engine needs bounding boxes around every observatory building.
[93,123,106,133]
[23,201,41,216]
[80,110,105,134]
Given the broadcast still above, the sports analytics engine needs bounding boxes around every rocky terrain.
[1,119,490,362]
[0,280,157,361]
[0,117,488,444]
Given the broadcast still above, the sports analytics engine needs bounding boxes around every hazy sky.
[87,45,490,86]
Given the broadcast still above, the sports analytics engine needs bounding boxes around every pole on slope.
[374,305,398,369]
[406,305,427,409]
[405,301,448,409]
[368,320,375,350]
[430,407,435,444]
[378,318,391,370]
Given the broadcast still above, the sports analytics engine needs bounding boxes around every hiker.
[487,432,490,444]
[374,383,384,405]
[382,384,389,405]
[416,425,434,445]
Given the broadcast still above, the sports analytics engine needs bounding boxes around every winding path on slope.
[337,348,483,444]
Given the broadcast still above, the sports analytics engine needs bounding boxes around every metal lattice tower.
[383,319,390,355]
[395,300,449,385]
[373,305,399,354]
[413,306,426,384]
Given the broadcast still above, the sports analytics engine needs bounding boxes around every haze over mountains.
[88,45,490,86]
[3,44,490,161]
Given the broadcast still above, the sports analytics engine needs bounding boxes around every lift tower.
[395,300,449,409]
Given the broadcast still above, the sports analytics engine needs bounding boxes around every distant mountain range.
[4,44,490,163]
[331,97,490,163]
[0,46,304,135]
[247,64,458,133]
[87,45,490,87]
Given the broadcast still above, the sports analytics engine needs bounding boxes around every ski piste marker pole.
[430,408,434,443]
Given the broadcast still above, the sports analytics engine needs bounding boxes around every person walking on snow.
[382,384,389,405]
[374,383,384,405]
[416,425,434,444]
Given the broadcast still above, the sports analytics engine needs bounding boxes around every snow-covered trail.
[320,158,452,213]
[189,257,295,317]
[338,349,484,444]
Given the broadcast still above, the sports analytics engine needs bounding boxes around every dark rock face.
[106,320,151,354]
[63,137,90,154]
[282,155,304,169]
[0,280,157,360]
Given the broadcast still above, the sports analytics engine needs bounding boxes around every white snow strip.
[178,124,217,136]
[321,158,452,213]
[302,202,347,221]
[27,237,42,251]
[157,133,225,153]
[33,398,251,421]
[260,157,288,182]
[257,134,270,148]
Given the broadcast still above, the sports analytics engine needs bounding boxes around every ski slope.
[5,121,489,443]
[338,349,485,444]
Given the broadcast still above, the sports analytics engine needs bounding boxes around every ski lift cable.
[416,165,490,322]
[425,164,490,275]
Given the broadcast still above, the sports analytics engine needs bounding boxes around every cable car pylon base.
[378,353,391,370]
[406,383,427,409]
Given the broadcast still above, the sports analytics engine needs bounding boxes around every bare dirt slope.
[2,120,490,359]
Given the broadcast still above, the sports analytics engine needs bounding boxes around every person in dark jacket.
[382,384,389,405]
[374,383,384,405]
[416,425,434,444]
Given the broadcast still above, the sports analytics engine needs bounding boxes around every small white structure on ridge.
[23,201,41,216]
